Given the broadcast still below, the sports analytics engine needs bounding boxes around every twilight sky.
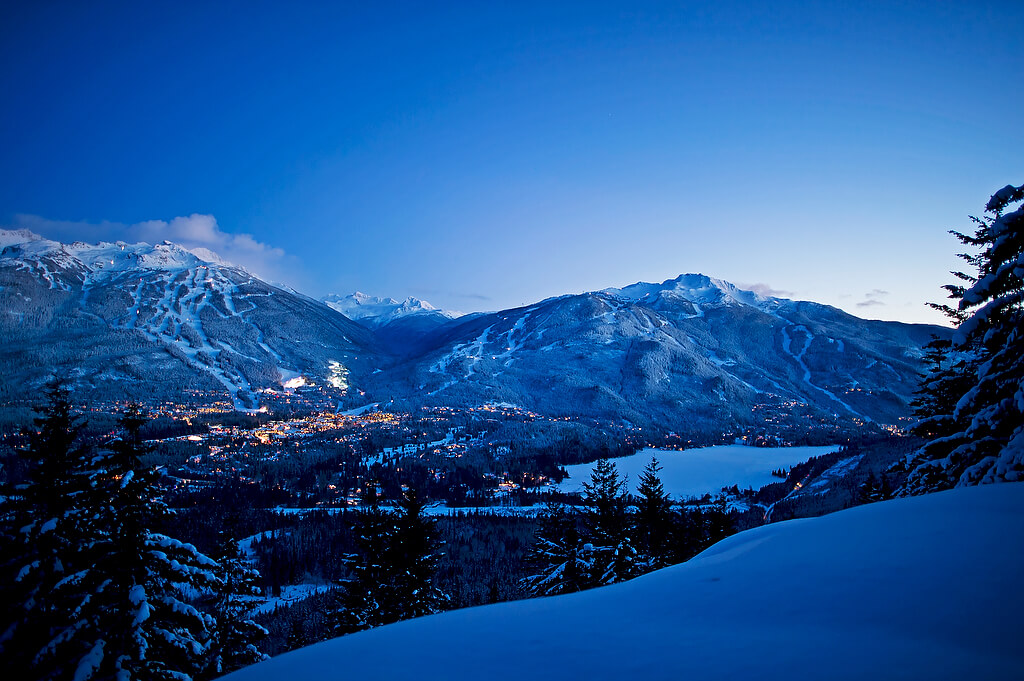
[2,1,1021,325]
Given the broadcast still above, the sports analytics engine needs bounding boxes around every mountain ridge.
[0,230,382,409]
[1,230,948,430]
[376,278,946,430]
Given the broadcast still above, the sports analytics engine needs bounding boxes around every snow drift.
[226,483,1024,680]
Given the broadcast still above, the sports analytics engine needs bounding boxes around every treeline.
[247,509,537,639]
[522,456,735,595]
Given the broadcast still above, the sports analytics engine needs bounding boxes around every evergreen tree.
[332,489,395,634]
[664,502,734,564]
[523,460,641,593]
[666,506,705,564]
[858,472,893,504]
[386,489,449,621]
[581,458,626,536]
[89,406,219,681]
[0,381,103,681]
[200,536,268,679]
[703,498,734,547]
[903,183,1024,493]
[335,488,448,633]
[909,339,973,441]
[520,505,596,596]
[582,459,636,585]
[634,456,673,570]
[285,620,308,651]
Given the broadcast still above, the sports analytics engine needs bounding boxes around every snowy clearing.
[798,453,865,495]
[555,444,839,499]
[241,583,334,615]
[226,483,1024,681]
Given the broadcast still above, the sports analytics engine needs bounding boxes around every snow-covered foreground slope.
[226,484,1024,681]
[556,444,839,498]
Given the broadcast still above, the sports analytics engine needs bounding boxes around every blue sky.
[2,1,1021,324]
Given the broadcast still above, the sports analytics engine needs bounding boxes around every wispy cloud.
[8,213,298,284]
[856,289,890,308]
[738,282,795,298]
[851,286,892,307]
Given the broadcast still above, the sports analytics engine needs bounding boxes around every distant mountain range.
[322,291,455,326]
[0,231,949,429]
[370,273,947,430]
[322,291,460,356]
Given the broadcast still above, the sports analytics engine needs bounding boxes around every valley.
[0,226,1005,675]
[0,229,945,435]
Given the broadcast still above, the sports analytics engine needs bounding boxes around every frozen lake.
[555,444,840,499]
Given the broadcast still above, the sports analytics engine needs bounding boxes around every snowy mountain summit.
[322,291,455,327]
[407,270,945,428]
[1,231,946,426]
[0,229,379,409]
[601,273,782,315]
[0,229,230,284]
[226,483,1024,681]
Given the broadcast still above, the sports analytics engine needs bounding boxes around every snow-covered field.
[225,483,1024,681]
[244,583,334,615]
[555,444,839,499]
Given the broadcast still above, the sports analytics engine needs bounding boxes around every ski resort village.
[2,3,1022,680]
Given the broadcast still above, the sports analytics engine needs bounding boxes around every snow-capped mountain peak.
[0,229,378,409]
[322,291,451,327]
[0,229,233,282]
[602,273,777,311]
[0,228,43,249]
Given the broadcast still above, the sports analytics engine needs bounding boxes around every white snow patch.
[799,454,866,495]
[327,360,349,390]
[243,583,334,615]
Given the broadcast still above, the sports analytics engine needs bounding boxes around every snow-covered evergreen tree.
[582,459,637,585]
[332,493,395,634]
[520,505,597,596]
[581,458,626,537]
[523,461,642,596]
[903,183,1024,493]
[909,339,972,441]
[0,382,105,681]
[334,488,448,632]
[200,536,268,679]
[857,472,893,504]
[386,490,449,620]
[88,406,219,681]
